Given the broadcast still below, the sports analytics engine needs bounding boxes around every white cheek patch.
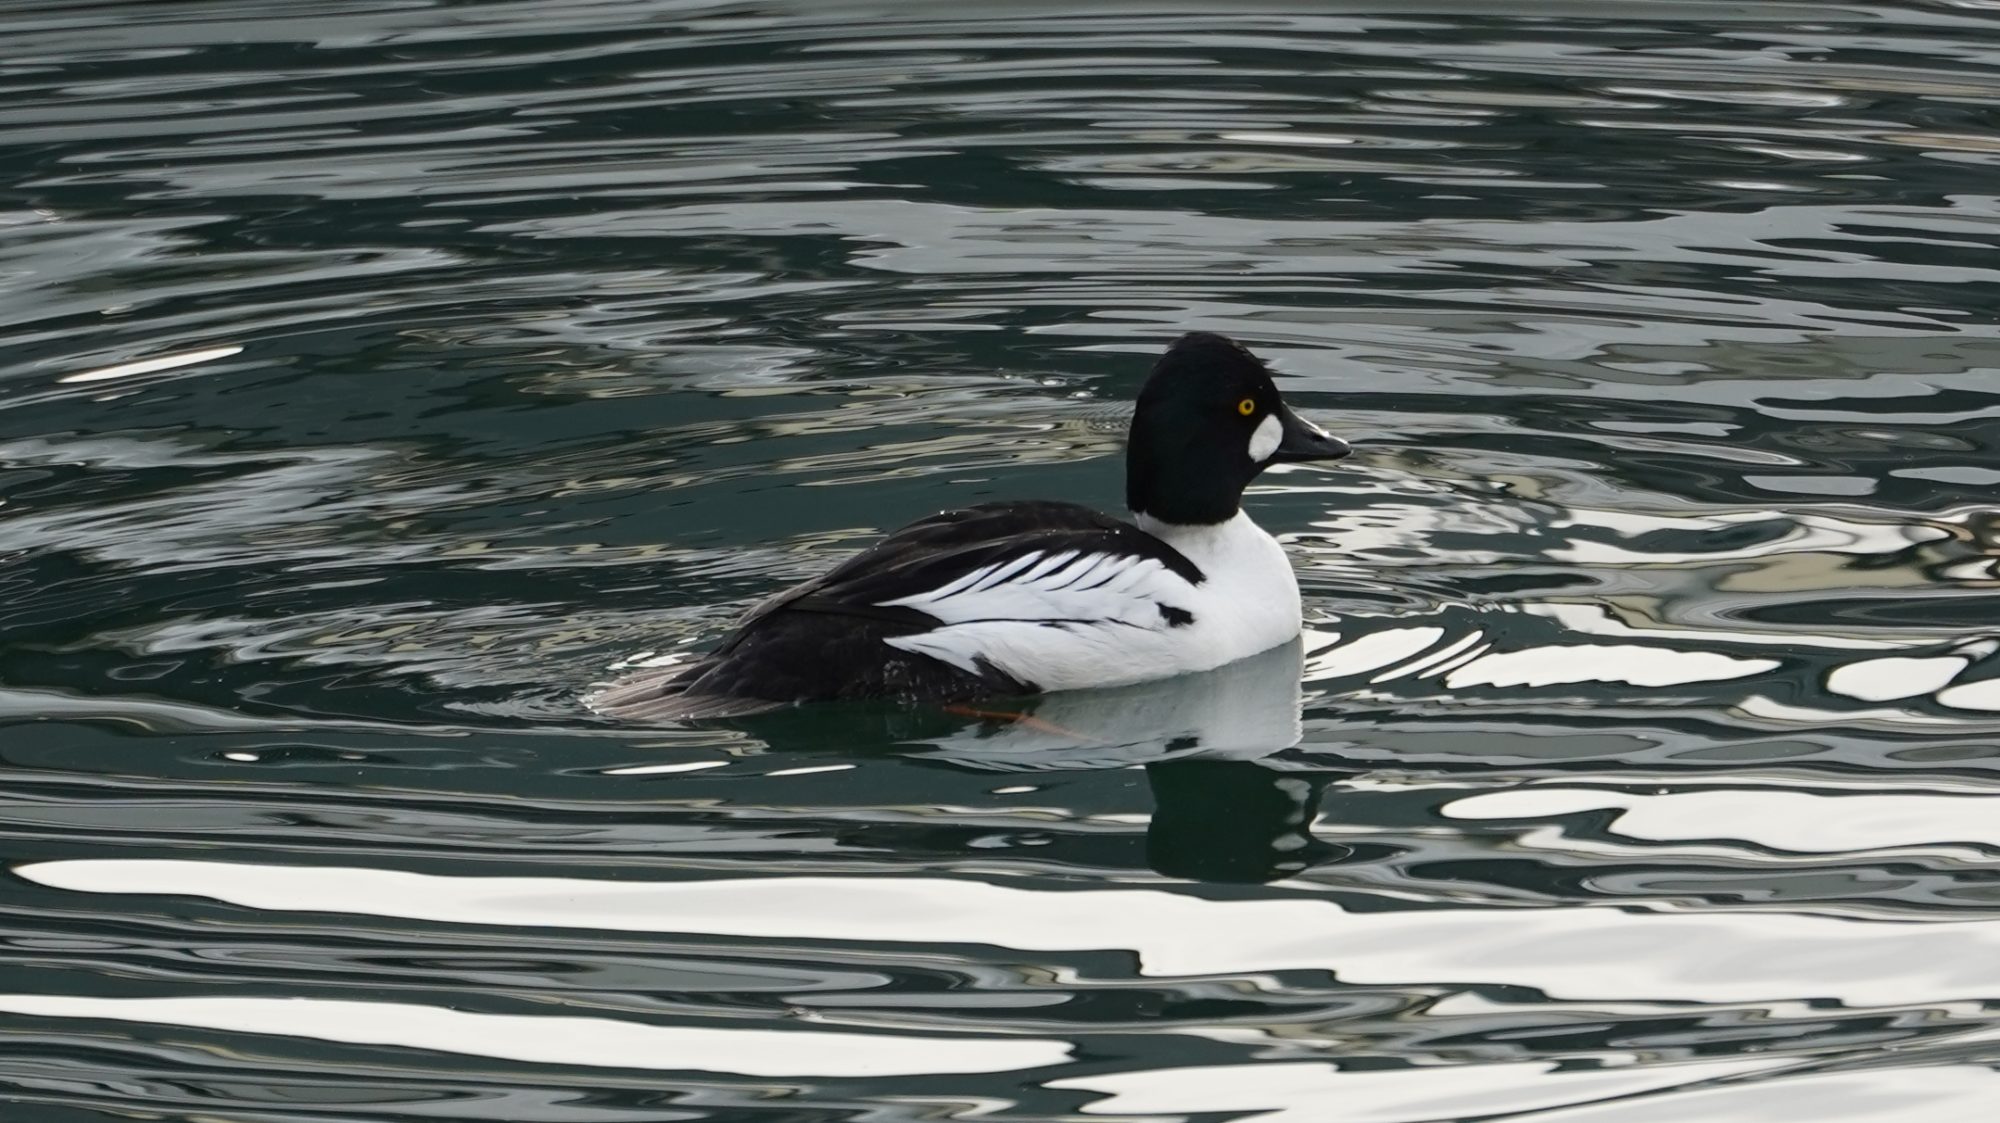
[1247,412,1283,462]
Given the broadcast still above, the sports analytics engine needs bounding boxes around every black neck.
[1126,432,1247,525]
[1124,331,1277,525]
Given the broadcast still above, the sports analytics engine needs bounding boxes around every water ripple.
[8,1,2000,1119]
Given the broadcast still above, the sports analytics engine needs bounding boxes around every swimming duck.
[592,332,1351,720]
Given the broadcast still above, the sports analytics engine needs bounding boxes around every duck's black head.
[1125,332,1351,525]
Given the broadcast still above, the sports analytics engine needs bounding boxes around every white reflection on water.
[1055,1058,1997,1123]
[54,343,244,384]
[24,859,2000,1006]
[1510,1065,2000,1123]
[0,993,1068,1077]
[1051,1056,1782,1123]
[1441,644,1778,690]
[905,636,1305,770]
[1446,787,2000,853]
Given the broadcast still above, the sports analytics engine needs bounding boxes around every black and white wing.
[598,502,1208,715]
[758,502,1206,685]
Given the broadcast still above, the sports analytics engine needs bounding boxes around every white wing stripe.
[924,561,1001,601]
[1021,550,1080,584]
[879,551,1181,624]
[970,551,1043,593]
[1050,555,1109,590]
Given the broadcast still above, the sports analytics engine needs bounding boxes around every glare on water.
[4,1,2000,1120]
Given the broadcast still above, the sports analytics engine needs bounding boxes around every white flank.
[880,548,1181,684]
[881,511,1302,692]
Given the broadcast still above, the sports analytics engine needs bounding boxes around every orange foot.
[940,704,1101,742]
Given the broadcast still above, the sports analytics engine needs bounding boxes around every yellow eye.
[1236,398,1256,416]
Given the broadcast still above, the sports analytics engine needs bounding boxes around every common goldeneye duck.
[592,331,1351,720]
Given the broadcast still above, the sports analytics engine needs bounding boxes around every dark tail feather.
[586,663,788,722]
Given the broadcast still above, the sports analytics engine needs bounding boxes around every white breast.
[878,511,1304,693]
[1137,510,1305,671]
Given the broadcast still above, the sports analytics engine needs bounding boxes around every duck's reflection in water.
[896,638,1308,771]
[693,639,1348,883]
[1143,758,1345,883]
[890,638,1350,884]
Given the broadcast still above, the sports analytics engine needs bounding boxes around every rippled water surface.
[9,0,2000,1119]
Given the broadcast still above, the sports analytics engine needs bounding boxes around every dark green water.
[7,0,2000,1119]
